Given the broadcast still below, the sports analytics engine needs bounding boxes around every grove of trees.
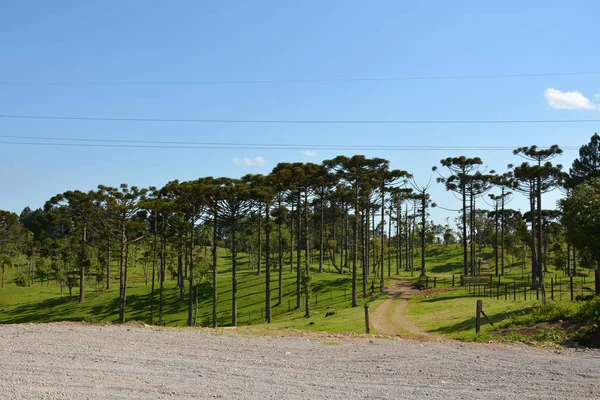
[2,134,600,324]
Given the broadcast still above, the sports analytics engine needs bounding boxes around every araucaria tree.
[96,184,148,324]
[324,155,387,307]
[45,190,96,304]
[433,157,483,275]
[511,145,563,303]
[218,177,252,326]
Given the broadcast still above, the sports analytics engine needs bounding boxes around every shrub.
[13,275,27,287]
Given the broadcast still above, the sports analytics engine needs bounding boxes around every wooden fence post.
[476,299,482,334]
[364,303,370,334]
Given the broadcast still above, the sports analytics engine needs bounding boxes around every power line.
[1,70,600,85]
[0,134,575,149]
[0,140,580,151]
[1,114,600,125]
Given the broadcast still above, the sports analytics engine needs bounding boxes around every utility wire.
[1,114,600,124]
[0,140,580,151]
[1,71,599,85]
[0,134,580,150]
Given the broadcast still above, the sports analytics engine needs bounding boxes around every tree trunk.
[118,218,127,324]
[420,193,426,277]
[387,206,392,277]
[543,221,549,273]
[462,182,468,276]
[529,185,538,289]
[469,187,475,275]
[332,201,337,270]
[290,200,294,273]
[277,201,283,306]
[595,260,600,296]
[304,191,311,318]
[501,188,505,276]
[352,188,359,307]
[410,214,414,274]
[79,220,87,304]
[380,185,385,290]
[573,247,577,276]
[214,209,220,327]
[319,194,324,273]
[106,237,111,290]
[178,245,184,302]
[296,192,302,310]
[567,242,571,276]
[405,203,410,272]
[265,203,272,323]
[184,235,188,280]
[494,202,499,276]
[344,205,349,274]
[150,216,157,325]
[257,202,262,275]
[158,214,166,326]
[396,203,402,274]
[363,207,369,297]
[536,175,545,304]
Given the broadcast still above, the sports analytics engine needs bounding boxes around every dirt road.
[370,278,436,339]
[1,323,599,399]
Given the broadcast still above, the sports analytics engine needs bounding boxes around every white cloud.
[232,156,267,166]
[544,88,598,110]
[301,150,316,157]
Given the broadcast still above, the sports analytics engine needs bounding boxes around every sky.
[1,1,599,225]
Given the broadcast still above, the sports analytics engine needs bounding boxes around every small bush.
[532,327,567,343]
[13,275,27,287]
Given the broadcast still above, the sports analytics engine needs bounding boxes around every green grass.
[0,248,385,332]
[1,243,597,344]
[405,287,533,341]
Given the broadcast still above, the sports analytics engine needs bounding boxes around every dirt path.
[371,279,439,340]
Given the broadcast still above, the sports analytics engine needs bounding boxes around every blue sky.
[1,1,599,224]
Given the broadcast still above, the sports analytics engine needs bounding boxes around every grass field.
[0,244,597,342]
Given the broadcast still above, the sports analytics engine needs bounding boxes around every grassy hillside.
[0,248,386,332]
[1,244,597,342]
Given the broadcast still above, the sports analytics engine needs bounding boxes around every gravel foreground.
[1,324,599,400]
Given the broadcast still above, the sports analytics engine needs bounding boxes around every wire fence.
[410,272,597,302]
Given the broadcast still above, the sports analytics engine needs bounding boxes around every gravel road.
[1,323,599,399]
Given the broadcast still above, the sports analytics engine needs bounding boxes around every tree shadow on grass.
[417,293,481,303]
[429,308,527,335]
[0,295,91,324]
[429,262,463,274]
